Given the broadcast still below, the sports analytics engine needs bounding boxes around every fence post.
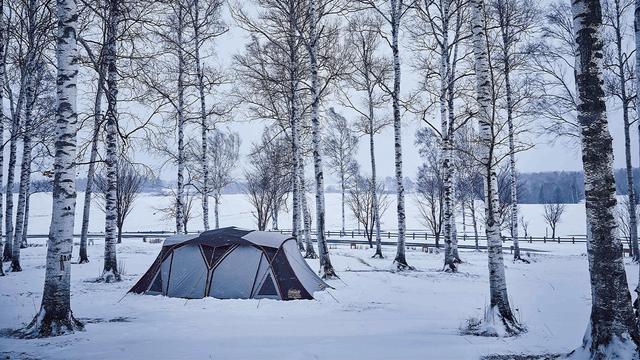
[529,236,532,243]
[388,232,391,239]
[543,236,546,243]
[351,231,354,238]
[558,236,560,244]
[572,236,575,244]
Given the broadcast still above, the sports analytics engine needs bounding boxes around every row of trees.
[0,0,638,356]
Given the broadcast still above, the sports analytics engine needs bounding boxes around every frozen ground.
[1,237,639,360]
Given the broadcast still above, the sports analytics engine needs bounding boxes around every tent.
[130,227,328,300]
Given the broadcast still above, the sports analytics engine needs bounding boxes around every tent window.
[258,273,278,296]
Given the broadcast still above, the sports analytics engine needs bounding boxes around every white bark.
[193,0,210,232]
[369,90,383,258]
[572,0,640,354]
[78,63,105,264]
[101,0,120,283]
[308,0,334,278]
[635,0,640,294]
[471,0,523,335]
[0,0,5,276]
[439,0,456,270]
[11,0,39,272]
[288,4,302,250]
[175,4,186,234]
[390,0,409,269]
[300,173,316,259]
[23,0,83,337]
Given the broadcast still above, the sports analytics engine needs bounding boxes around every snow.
[22,192,591,238]
[2,192,638,359]
[2,236,638,359]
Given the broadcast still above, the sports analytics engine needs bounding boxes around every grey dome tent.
[130,227,328,300]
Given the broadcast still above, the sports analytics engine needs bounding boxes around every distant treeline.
[26,169,640,205]
[514,169,639,204]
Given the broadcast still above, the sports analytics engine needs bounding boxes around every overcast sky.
[117,3,637,184]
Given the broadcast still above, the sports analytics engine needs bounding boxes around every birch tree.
[185,0,227,231]
[602,0,639,261]
[466,0,524,335]
[415,128,445,249]
[569,0,640,354]
[5,0,55,271]
[323,108,358,235]
[22,0,84,337]
[191,130,240,229]
[635,0,640,299]
[232,0,309,249]
[489,0,538,261]
[355,0,415,269]
[100,0,121,283]
[342,13,392,258]
[0,0,5,275]
[412,0,474,271]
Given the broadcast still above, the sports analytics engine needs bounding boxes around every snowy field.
[2,192,637,359]
[22,192,591,237]
[1,238,638,359]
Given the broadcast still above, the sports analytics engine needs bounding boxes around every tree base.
[371,252,384,259]
[567,332,640,360]
[394,258,415,271]
[304,251,318,259]
[10,261,22,272]
[321,266,339,280]
[96,270,121,283]
[513,256,531,264]
[461,305,526,337]
[20,308,84,339]
[76,257,90,264]
[442,261,457,273]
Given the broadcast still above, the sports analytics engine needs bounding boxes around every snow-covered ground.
[2,192,637,359]
[1,237,638,359]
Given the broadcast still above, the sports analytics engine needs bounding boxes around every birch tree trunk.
[470,0,523,335]
[193,0,210,232]
[501,26,522,261]
[214,193,220,229]
[309,0,335,278]
[23,0,83,337]
[175,4,186,234]
[21,192,30,247]
[440,0,456,271]
[301,183,317,259]
[301,166,317,259]
[288,5,302,250]
[11,0,38,272]
[3,114,18,262]
[369,88,383,259]
[2,31,28,263]
[78,64,105,264]
[571,0,640,354]
[390,0,410,269]
[13,119,33,265]
[272,203,279,230]
[612,0,640,261]
[101,0,120,283]
[0,0,5,275]
[635,0,640,295]
[341,172,345,235]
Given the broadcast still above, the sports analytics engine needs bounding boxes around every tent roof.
[162,227,292,249]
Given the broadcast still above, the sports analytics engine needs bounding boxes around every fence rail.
[20,229,622,247]
[266,228,594,245]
